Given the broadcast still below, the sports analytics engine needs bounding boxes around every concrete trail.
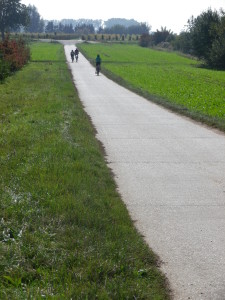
[64,43,225,300]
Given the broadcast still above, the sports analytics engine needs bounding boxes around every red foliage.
[0,36,30,72]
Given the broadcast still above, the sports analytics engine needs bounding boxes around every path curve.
[63,42,225,300]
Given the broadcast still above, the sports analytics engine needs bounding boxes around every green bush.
[209,38,225,69]
[139,33,151,47]
[0,59,10,82]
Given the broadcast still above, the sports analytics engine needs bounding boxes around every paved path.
[64,44,225,299]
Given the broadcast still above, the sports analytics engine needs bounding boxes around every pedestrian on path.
[70,50,75,62]
[75,48,79,62]
[95,54,101,75]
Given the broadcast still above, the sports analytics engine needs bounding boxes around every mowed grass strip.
[0,42,170,299]
[79,43,225,131]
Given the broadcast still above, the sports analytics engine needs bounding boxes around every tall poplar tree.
[26,5,44,33]
[0,0,29,39]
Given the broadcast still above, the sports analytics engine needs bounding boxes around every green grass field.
[0,42,170,299]
[79,43,225,131]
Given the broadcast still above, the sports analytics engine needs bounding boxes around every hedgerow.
[0,36,30,82]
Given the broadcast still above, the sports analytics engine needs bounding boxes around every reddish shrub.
[0,36,30,73]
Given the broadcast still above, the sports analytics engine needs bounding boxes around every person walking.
[75,48,79,62]
[95,54,101,75]
[70,50,75,62]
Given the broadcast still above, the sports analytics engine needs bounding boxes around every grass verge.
[0,41,170,299]
[78,42,225,132]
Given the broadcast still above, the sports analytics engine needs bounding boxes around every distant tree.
[104,18,139,28]
[152,27,174,45]
[139,33,151,47]
[26,5,44,33]
[172,8,225,69]
[74,24,94,34]
[208,11,225,68]
[103,22,150,35]
[64,24,74,34]
[45,21,54,33]
[104,24,126,34]
[188,9,221,63]
[127,22,150,35]
[39,19,44,33]
[172,31,193,54]
[0,0,29,39]
[97,26,104,34]
[60,18,102,32]
[58,22,65,33]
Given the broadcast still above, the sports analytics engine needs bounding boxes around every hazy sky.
[21,0,225,33]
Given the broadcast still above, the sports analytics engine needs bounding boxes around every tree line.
[45,22,95,34]
[0,1,147,37]
[97,23,150,35]
[29,11,150,36]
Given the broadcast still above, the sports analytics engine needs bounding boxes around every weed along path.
[63,43,225,300]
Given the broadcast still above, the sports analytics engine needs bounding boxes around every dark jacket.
[96,55,101,65]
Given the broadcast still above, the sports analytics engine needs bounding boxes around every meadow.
[0,42,170,299]
[79,43,225,131]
